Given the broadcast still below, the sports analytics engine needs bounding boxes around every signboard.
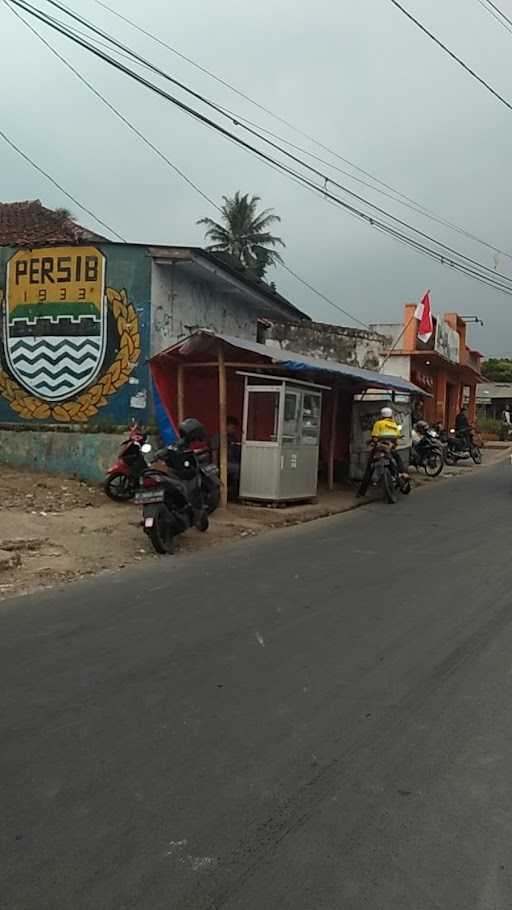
[4,246,107,402]
[435,320,460,363]
[411,368,434,393]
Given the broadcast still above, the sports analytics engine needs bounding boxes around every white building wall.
[150,261,301,356]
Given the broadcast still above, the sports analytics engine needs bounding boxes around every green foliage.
[477,416,502,435]
[482,358,512,382]
[198,191,285,278]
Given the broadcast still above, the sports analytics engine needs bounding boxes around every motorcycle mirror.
[141,443,152,454]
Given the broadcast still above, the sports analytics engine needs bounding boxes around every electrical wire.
[8,0,512,298]
[4,0,221,213]
[41,0,512,265]
[485,0,512,28]
[10,0,512,296]
[51,0,512,263]
[87,0,426,198]
[0,126,127,241]
[386,0,512,113]
[476,0,512,34]
[279,265,370,329]
[3,2,373,330]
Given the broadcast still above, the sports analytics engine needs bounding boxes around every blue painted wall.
[0,242,151,431]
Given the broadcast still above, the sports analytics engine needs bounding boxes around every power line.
[81,0,512,263]
[476,0,512,33]
[7,0,512,300]
[24,0,512,271]
[386,0,512,114]
[0,126,127,241]
[485,0,512,28]
[280,265,370,329]
[4,0,221,213]
[3,3,371,330]
[10,0,512,298]
[87,0,420,196]
[15,0,512,294]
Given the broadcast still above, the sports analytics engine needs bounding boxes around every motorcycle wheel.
[147,506,176,555]
[204,485,220,514]
[400,476,412,495]
[424,452,444,477]
[382,468,399,504]
[471,445,482,465]
[104,472,135,501]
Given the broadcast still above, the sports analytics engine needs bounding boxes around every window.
[245,390,279,442]
[301,393,321,444]
[282,392,299,445]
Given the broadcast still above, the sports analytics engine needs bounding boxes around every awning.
[151,330,428,396]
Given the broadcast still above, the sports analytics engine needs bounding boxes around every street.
[2,460,512,910]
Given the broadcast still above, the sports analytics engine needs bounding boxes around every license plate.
[134,490,164,504]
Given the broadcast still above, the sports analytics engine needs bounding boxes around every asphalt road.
[2,460,512,910]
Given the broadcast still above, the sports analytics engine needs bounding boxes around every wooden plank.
[218,346,228,508]
[177,363,185,424]
[328,386,339,491]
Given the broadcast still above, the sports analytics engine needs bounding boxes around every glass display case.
[239,374,324,502]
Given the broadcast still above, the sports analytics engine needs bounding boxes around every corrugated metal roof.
[152,330,427,396]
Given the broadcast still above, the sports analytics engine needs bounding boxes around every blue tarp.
[153,330,427,397]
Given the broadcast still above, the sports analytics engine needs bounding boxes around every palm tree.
[198,192,285,278]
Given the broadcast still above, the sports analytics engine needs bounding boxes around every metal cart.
[239,373,325,502]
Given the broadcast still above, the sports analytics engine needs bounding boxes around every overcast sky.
[2,0,512,354]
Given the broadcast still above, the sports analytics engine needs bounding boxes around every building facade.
[373,305,483,427]
[0,234,309,479]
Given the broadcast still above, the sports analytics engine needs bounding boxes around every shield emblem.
[4,246,107,402]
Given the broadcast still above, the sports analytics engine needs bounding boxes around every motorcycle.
[135,418,220,554]
[410,423,444,477]
[104,421,150,501]
[368,438,411,504]
[445,427,482,466]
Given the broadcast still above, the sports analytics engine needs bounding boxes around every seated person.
[358,406,407,496]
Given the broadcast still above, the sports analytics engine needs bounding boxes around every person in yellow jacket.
[358,406,408,496]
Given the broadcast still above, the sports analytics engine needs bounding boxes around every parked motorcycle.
[104,421,150,501]
[410,422,444,477]
[445,428,482,466]
[135,418,220,554]
[368,438,411,504]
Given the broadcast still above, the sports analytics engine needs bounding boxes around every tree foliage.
[482,358,512,382]
[198,192,285,278]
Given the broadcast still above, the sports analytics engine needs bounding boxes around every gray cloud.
[2,0,512,353]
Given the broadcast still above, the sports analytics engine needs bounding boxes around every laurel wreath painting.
[0,288,141,422]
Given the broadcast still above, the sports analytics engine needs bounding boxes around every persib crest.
[4,246,107,403]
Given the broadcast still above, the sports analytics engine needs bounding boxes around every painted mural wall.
[0,243,151,428]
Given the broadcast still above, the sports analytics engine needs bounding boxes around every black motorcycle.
[445,428,482,466]
[135,418,220,554]
[368,439,411,504]
[410,424,444,477]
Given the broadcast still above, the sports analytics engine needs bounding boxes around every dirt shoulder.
[1,450,507,600]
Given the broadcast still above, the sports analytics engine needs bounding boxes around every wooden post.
[328,386,339,491]
[177,363,185,424]
[218,345,228,508]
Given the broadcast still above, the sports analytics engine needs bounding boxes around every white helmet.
[381,406,393,418]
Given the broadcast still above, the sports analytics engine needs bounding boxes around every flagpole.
[359,292,428,401]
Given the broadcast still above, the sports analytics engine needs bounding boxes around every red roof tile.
[0,200,106,246]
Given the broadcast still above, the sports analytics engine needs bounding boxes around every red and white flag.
[414,291,433,343]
